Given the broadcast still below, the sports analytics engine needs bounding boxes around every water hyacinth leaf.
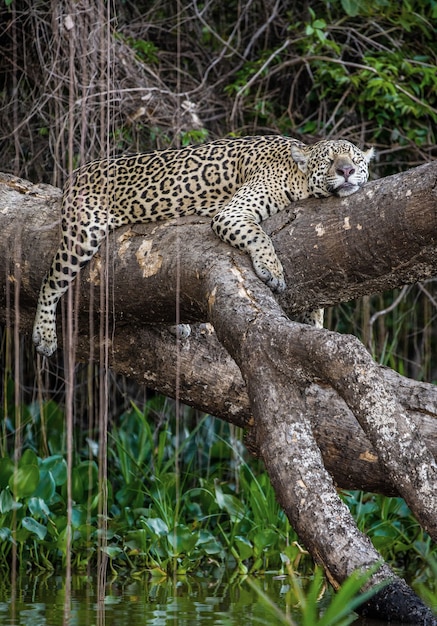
[0,488,21,514]
[19,449,39,468]
[9,464,40,498]
[28,497,51,520]
[69,468,84,502]
[71,505,88,529]
[76,461,99,492]
[0,489,13,514]
[167,524,198,556]
[102,545,123,559]
[196,530,223,555]
[40,455,67,486]
[125,529,148,554]
[33,470,56,501]
[56,525,70,556]
[0,528,13,543]
[22,517,47,541]
[253,529,278,553]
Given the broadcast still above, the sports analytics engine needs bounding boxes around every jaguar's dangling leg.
[33,204,110,357]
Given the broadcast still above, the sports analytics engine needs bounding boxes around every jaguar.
[33,135,373,356]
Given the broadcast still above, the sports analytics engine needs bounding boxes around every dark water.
[0,573,430,625]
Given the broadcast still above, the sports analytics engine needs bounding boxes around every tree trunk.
[1,165,437,623]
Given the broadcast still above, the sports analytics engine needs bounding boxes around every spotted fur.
[33,135,373,356]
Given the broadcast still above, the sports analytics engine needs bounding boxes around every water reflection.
[0,574,295,625]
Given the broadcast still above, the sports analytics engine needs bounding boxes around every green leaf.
[341,0,361,17]
[61,468,84,502]
[19,449,38,468]
[27,497,51,520]
[0,527,13,542]
[40,455,67,486]
[76,461,99,492]
[235,535,253,560]
[9,464,40,498]
[33,470,56,501]
[196,530,223,556]
[214,483,246,521]
[144,517,169,538]
[22,517,47,541]
[167,524,198,556]
[125,529,148,554]
[101,545,123,559]
[312,19,326,29]
[253,529,277,553]
[0,488,19,514]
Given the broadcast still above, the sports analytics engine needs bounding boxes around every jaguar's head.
[291,139,374,198]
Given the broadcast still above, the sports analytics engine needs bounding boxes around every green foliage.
[219,0,437,173]
[180,128,209,146]
[0,395,299,576]
[344,491,435,582]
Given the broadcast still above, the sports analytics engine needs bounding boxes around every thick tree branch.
[1,165,437,622]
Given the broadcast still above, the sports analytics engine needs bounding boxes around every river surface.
[0,573,422,625]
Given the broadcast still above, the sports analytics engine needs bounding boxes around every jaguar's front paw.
[252,258,286,293]
[32,321,58,357]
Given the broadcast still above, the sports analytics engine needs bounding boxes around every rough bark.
[1,165,437,623]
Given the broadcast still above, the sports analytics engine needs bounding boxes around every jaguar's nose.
[336,165,355,181]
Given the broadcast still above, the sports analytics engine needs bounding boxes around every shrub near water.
[0,398,299,575]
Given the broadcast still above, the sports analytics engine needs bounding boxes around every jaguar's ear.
[291,144,309,174]
[363,147,375,163]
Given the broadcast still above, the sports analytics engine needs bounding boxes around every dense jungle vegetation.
[0,0,436,617]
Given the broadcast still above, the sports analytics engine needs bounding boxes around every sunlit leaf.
[144,517,169,538]
[9,464,40,498]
